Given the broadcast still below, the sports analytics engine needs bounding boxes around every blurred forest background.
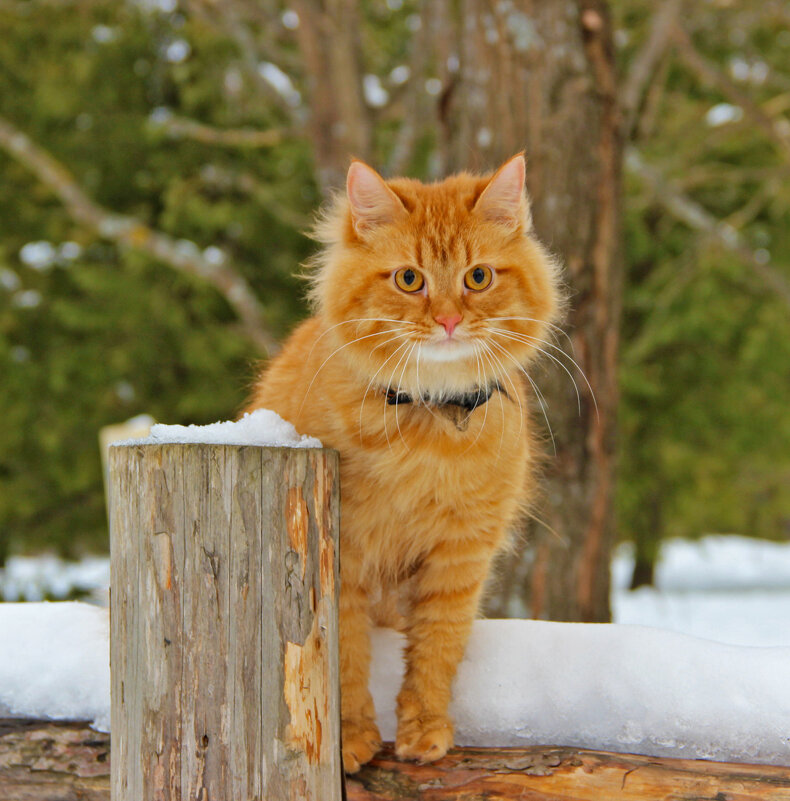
[1,0,789,620]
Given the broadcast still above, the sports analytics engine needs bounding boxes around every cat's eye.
[394,267,425,293]
[464,264,494,291]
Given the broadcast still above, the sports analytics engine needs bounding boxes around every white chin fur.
[419,341,476,363]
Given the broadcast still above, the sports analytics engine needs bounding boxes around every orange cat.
[245,154,560,772]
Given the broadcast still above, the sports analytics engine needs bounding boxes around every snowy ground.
[3,534,788,646]
[0,535,789,765]
[612,536,790,647]
[0,553,109,604]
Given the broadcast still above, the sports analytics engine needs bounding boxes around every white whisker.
[414,343,441,423]
[299,327,407,416]
[479,340,524,442]
[384,342,414,453]
[487,315,574,352]
[477,343,507,460]
[305,317,418,362]
[486,327,598,419]
[463,343,491,454]
[394,342,417,451]
[359,339,412,442]
[486,338,556,455]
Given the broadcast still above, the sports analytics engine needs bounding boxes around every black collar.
[385,381,508,412]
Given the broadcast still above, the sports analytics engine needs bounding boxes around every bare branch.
[0,114,280,356]
[672,25,790,161]
[184,0,299,120]
[620,0,683,141]
[626,147,790,309]
[150,114,286,148]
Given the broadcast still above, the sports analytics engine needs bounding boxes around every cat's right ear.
[347,160,406,237]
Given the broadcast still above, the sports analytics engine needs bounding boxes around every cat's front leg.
[395,541,492,764]
[339,576,381,773]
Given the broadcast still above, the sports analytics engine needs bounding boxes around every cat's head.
[309,155,562,397]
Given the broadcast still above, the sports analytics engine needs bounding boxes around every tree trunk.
[294,0,623,622]
[442,0,623,622]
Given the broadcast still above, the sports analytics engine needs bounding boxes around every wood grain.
[346,744,790,801]
[4,724,790,801]
[109,443,341,801]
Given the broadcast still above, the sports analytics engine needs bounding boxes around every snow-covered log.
[108,441,341,801]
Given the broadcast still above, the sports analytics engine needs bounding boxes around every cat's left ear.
[474,154,531,231]
[346,160,406,237]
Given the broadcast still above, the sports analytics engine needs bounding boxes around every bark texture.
[4,725,790,801]
[290,0,624,622]
[449,0,623,622]
[347,745,790,801]
[0,719,110,801]
[109,443,341,801]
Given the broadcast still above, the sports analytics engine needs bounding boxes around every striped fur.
[246,156,560,771]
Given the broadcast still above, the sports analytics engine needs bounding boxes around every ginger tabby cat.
[246,154,560,772]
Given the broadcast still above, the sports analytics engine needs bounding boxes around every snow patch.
[115,408,322,449]
[1,604,788,764]
[371,620,790,765]
[0,603,110,730]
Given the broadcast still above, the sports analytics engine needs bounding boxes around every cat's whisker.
[305,317,418,363]
[485,328,583,417]
[487,316,574,353]
[488,328,599,421]
[479,340,523,448]
[393,342,417,451]
[299,327,407,416]
[477,343,507,461]
[486,338,556,456]
[480,340,524,437]
[359,339,412,443]
[487,327,599,420]
[414,343,441,423]
[382,341,414,453]
[523,507,570,547]
[371,330,413,353]
[462,343,492,454]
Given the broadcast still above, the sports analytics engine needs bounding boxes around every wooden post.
[108,443,341,801]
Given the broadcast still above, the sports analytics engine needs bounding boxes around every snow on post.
[108,412,340,801]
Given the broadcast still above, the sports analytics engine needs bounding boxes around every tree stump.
[108,443,341,801]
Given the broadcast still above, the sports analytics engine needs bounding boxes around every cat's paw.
[341,717,381,773]
[395,714,454,764]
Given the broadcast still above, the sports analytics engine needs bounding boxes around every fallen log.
[347,744,790,800]
[0,719,110,801]
[2,722,789,801]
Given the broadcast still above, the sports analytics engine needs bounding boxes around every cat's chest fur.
[247,317,531,578]
[337,396,530,577]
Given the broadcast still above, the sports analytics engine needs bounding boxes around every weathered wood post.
[109,443,341,801]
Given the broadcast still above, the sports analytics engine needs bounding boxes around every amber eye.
[464,264,494,291]
[394,267,425,293]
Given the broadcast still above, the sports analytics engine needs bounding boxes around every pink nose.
[434,313,463,336]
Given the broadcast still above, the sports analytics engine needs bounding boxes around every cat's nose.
[434,313,463,336]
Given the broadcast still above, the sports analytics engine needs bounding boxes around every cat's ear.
[346,160,406,236]
[474,154,531,230]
